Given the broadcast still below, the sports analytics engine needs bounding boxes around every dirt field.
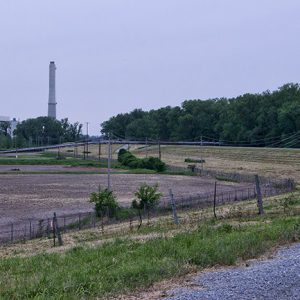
[0,172,248,226]
[0,164,121,173]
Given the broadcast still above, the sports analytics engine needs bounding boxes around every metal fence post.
[169,189,179,225]
[53,215,56,247]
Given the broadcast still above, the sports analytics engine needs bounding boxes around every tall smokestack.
[48,61,57,119]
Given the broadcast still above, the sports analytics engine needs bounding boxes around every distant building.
[0,116,19,136]
[9,118,18,136]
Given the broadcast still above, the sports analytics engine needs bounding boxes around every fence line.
[166,165,295,186]
[0,176,294,245]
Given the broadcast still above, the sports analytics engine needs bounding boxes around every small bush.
[132,183,162,228]
[184,158,205,163]
[89,187,119,218]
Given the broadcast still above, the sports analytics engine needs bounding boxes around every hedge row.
[118,149,166,172]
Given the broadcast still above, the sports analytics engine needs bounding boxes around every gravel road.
[164,243,300,300]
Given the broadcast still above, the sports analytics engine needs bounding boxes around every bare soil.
[0,171,247,226]
[0,164,121,173]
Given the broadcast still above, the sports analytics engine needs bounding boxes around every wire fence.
[166,165,294,184]
[0,176,295,245]
[160,179,293,209]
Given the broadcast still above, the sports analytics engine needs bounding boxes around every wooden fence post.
[53,215,56,247]
[255,175,264,215]
[213,181,217,218]
[23,225,27,243]
[53,212,63,246]
[11,223,14,243]
[29,220,32,239]
[169,189,179,225]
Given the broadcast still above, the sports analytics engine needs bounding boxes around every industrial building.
[0,116,18,136]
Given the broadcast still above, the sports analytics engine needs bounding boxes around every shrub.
[132,183,162,228]
[118,150,166,172]
[184,158,205,163]
[89,187,119,218]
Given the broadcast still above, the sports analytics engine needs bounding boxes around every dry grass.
[1,190,299,259]
[46,143,141,160]
[46,143,300,181]
[132,145,300,181]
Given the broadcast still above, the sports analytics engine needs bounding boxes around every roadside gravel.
[164,243,300,300]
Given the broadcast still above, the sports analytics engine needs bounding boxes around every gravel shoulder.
[163,243,300,300]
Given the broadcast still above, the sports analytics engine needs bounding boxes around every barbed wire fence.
[165,164,293,184]
[0,176,295,246]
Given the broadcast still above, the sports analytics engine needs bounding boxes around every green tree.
[101,83,300,147]
[0,121,10,136]
[15,116,82,146]
[132,183,162,228]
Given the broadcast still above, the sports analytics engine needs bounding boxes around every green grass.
[215,175,239,182]
[0,215,299,299]
[0,157,117,168]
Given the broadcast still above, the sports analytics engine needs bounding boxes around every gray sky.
[1,1,300,134]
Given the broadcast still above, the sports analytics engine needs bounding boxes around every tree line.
[101,83,300,147]
[0,117,83,149]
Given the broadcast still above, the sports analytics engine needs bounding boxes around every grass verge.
[0,214,299,299]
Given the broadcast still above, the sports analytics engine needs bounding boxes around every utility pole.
[158,139,161,160]
[98,138,101,161]
[107,135,111,190]
[83,143,86,159]
[15,135,18,159]
[200,136,203,172]
[86,122,89,159]
[146,137,148,158]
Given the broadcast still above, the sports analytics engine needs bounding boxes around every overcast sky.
[1,1,300,134]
